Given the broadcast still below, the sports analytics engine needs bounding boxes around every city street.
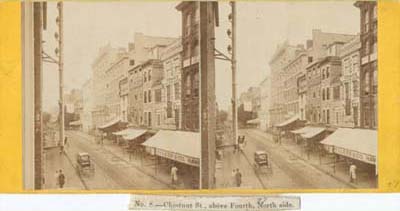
[216,128,352,189]
[44,130,171,190]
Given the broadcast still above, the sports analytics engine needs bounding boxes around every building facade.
[320,55,343,126]
[269,42,303,125]
[81,79,93,133]
[355,1,378,129]
[282,50,308,120]
[177,1,200,131]
[119,77,129,122]
[126,33,177,128]
[160,38,183,130]
[91,44,128,128]
[258,77,270,130]
[339,36,361,127]
[142,59,164,128]
[128,64,144,127]
[305,60,322,123]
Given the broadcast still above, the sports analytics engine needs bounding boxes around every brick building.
[339,36,361,127]
[160,38,183,130]
[355,1,378,129]
[176,1,200,131]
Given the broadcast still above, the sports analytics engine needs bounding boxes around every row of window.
[142,83,181,104]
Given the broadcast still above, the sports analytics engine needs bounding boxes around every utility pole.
[33,1,44,190]
[200,1,218,189]
[230,1,238,147]
[57,2,65,147]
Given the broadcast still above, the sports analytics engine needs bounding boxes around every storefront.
[274,115,305,144]
[142,130,200,189]
[291,126,328,160]
[320,128,377,181]
[97,118,128,144]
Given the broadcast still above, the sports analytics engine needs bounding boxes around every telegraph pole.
[33,1,44,190]
[200,1,218,189]
[57,2,65,147]
[230,1,238,147]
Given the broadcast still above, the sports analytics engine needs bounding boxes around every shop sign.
[334,146,376,165]
[156,149,199,167]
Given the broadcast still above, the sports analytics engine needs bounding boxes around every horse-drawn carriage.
[253,150,273,174]
[76,152,95,176]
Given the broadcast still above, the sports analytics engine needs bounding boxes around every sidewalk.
[250,129,376,189]
[215,148,264,189]
[43,147,85,190]
[69,130,193,189]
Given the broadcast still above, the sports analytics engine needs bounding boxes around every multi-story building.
[297,73,307,121]
[160,38,183,130]
[239,87,261,114]
[339,36,361,127]
[105,53,129,122]
[81,79,93,133]
[258,77,270,130]
[142,59,164,128]
[282,49,308,120]
[92,44,128,128]
[126,33,177,128]
[176,1,200,131]
[305,59,322,123]
[119,77,129,122]
[319,42,344,126]
[269,41,305,125]
[355,1,377,129]
[128,64,144,126]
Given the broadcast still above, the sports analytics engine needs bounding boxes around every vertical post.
[33,1,43,190]
[200,1,217,189]
[58,2,65,147]
[231,1,238,147]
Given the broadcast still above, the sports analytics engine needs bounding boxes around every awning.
[247,118,260,124]
[98,118,121,130]
[123,129,147,140]
[69,120,82,126]
[291,126,326,139]
[275,115,300,128]
[320,128,377,165]
[113,128,147,140]
[291,127,309,134]
[142,130,200,167]
[301,127,326,139]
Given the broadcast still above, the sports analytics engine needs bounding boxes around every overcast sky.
[42,1,181,112]
[215,1,360,110]
[42,1,360,112]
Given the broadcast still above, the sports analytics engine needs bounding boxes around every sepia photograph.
[208,1,378,189]
[24,1,200,190]
[23,0,378,191]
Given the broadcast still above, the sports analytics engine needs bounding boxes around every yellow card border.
[0,0,399,193]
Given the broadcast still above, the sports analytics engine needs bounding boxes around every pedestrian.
[349,162,357,183]
[58,169,65,189]
[171,165,178,186]
[64,136,68,148]
[54,170,59,188]
[231,169,236,187]
[59,144,64,155]
[235,168,242,187]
